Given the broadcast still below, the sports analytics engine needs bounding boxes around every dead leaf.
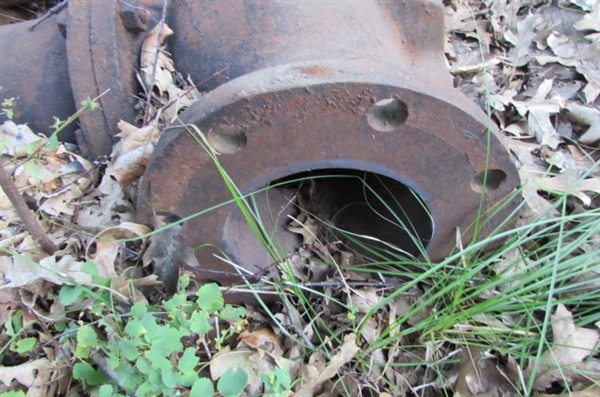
[528,108,562,149]
[142,214,200,296]
[239,327,284,357]
[455,346,518,397]
[111,119,161,186]
[348,288,383,314]
[295,333,360,397]
[210,345,263,396]
[534,168,600,206]
[140,23,175,92]
[0,121,41,158]
[90,222,151,278]
[0,254,92,289]
[566,103,600,144]
[532,304,600,390]
[0,358,51,397]
[573,3,600,32]
[287,214,319,246]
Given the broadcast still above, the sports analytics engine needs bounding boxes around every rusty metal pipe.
[0,1,520,298]
[137,0,520,295]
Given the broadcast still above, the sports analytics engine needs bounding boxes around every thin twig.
[28,0,69,31]
[0,161,57,255]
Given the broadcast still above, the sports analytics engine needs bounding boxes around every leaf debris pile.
[1,1,599,396]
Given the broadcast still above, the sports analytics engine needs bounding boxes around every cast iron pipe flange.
[136,1,521,295]
[0,0,164,155]
[0,0,520,297]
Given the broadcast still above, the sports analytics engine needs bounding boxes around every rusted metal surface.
[0,13,77,140]
[137,0,520,298]
[0,0,162,154]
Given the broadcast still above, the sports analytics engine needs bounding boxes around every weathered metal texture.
[0,13,77,140]
[0,0,163,155]
[66,0,164,156]
[137,0,521,297]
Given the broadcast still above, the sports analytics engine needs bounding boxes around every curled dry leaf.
[295,333,360,397]
[140,23,175,93]
[89,221,151,278]
[239,327,284,357]
[142,214,200,296]
[454,346,518,397]
[0,120,41,157]
[532,304,600,390]
[566,103,600,144]
[0,358,51,397]
[111,119,161,186]
[0,254,92,289]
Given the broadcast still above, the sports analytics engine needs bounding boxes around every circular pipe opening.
[223,169,433,267]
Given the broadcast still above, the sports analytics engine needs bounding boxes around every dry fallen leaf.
[566,103,600,144]
[295,333,360,397]
[0,120,41,158]
[210,345,263,395]
[239,326,284,357]
[142,214,200,296]
[0,358,51,397]
[0,254,92,289]
[532,304,600,390]
[90,222,151,278]
[140,23,175,93]
[111,119,161,186]
[455,346,518,397]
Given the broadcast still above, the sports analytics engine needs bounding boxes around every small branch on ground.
[0,161,56,255]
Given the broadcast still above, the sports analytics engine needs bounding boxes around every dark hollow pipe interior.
[233,169,433,264]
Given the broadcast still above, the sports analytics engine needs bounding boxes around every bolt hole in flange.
[229,169,434,263]
[206,124,247,154]
[471,169,507,193]
[367,98,409,132]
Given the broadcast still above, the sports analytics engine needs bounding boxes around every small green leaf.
[51,117,64,131]
[140,313,161,342]
[161,367,179,388]
[118,338,141,361]
[130,302,147,321]
[197,283,223,312]
[190,310,211,335]
[124,320,145,338]
[47,133,59,150]
[179,369,199,388]
[217,368,248,397]
[59,285,84,305]
[25,139,42,155]
[23,161,40,180]
[137,381,154,397]
[15,337,36,354]
[117,363,143,390]
[190,377,214,397]
[77,325,98,347]
[136,357,153,375]
[82,97,98,111]
[220,305,246,322]
[98,384,114,397]
[178,347,199,373]
[145,347,172,371]
[72,362,94,380]
[82,261,99,275]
